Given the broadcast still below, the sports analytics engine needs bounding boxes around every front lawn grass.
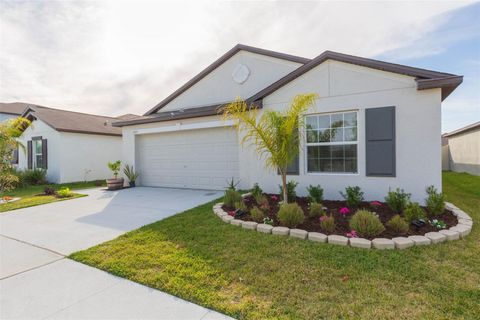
[0,180,102,213]
[0,193,86,212]
[70,172,480,319]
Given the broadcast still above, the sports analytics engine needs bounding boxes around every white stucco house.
[442,121,480,176]
[113,44,462,202]
[15,104,123,183]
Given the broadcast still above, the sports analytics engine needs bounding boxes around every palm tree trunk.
[281,172,288,203]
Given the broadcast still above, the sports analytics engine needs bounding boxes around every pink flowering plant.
[339,207,350,216]
[319,215,328,222]
[228,211,236,217]
[271,195,279,201]
[346,230,358,238]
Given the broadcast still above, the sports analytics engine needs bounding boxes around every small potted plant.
[106,160,123,190]
[123,164,139,187]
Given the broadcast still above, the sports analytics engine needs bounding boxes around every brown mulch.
[222,194,457,240]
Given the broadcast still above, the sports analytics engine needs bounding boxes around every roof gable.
[143,44,310,115]
[247,51,462,103]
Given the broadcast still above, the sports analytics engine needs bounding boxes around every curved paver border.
[214,199,473,249]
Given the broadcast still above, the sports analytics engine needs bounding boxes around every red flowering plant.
[271,195,279,202]
[228,211,236,217]
[370,201,382,210]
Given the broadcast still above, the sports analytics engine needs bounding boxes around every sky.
[0,0,479,133]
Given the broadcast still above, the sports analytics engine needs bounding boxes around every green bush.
[309,202,324,218]
[403,202,425,223]
[349,210,385,238]
[235,200,247,211]
[425,185,445,217]
[250,206,265,223]
[279,180,299,202]
[340,186,364,208]
[386,215,409,234]
[224,189,242,208]
[107,160,121,179]
[320,215,335,233]
[56,187,73,198]
[251,183,263,199]
[307,184,323,203]
[277,203,304,228]
[23,168,47,185]
[385,188,411,213]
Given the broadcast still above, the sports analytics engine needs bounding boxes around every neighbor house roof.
[0,102,31,115]
[443,121,480,138]
[114,44,463,127]
[22,104,122,137]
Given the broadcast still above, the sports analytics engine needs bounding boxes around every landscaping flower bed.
[222,195,457,240]
[215,182,473,249]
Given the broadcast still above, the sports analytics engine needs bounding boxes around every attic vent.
[232,64,250,84]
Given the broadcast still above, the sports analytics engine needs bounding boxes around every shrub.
[277,203,304,228]
[235,200,247,211]
[279,180,299,202]
[349,210,385,238]
[123,165,139,183]
[107,160,121,179]
[309,202,324,218]
[425,185,445,217]
[251,183,263,199]
[403,202,425,223]
[385,188,411,213]
[340,186,364,208]
[320,215,335,233]
[307,184,323,203]
[226,177,240,191]
[250,206,265,223]
[263,217,273,225]
[56,187,73,198]
[224,189,242,208]
[43,187,56,196]
[23,168,47,185]
[254,193,268,205]
[386,215,409,234]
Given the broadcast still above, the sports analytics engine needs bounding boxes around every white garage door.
[136,126,239,190]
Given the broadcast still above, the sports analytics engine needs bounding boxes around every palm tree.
[0,117,30,192]
[223,94,317,203]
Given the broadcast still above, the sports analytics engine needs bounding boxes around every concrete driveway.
[0,187,231,320]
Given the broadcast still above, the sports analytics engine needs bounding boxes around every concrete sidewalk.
[0,187,232,319]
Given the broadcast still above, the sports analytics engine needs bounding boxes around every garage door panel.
[136,127,239,190]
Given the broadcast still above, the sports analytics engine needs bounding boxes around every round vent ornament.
[232,64,250,84]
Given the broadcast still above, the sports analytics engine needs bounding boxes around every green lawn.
[0,180,103,213]
[70,172,480,319]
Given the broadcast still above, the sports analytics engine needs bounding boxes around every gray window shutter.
[365,106,396,177]
[42,139,48,169]
[27,141,33,169]
[11,148,18,164]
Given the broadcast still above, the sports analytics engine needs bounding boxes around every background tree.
[223,94,317,203]
[0,117,30,192]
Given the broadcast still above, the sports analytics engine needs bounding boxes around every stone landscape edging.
[212,197,473,250]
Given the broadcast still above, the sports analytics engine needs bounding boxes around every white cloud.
[0,0,470,116]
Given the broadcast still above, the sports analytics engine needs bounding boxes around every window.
[305,111,358,173]
[33,139,44,169]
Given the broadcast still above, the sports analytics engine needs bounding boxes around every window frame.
[32,138,44,169]
[304,110,359,175]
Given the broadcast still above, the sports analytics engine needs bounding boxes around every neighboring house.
[16,104,123,183]
[442,121,480,176]
[0,102,26,121]
[113,44,462,202]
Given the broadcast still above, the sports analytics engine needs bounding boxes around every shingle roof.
[22,104,122,136]
[0,102,31,115]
